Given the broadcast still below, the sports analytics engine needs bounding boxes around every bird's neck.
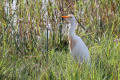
[68,22,78,37]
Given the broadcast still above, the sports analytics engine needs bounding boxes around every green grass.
[0,0,120,80]
[0,35,119,80]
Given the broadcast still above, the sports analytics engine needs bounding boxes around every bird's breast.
[68,36,77,52]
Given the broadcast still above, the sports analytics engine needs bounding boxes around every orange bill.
[61,16,70,18]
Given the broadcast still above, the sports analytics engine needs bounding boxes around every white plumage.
[62,14,91,65]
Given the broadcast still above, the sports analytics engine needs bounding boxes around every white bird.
[62,14,91,65]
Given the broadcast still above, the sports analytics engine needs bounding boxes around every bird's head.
[62,14,78,30]
[62,14,77,24]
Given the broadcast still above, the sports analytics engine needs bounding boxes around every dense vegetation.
[0,0,120,80]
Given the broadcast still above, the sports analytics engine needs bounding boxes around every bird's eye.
[69,16,72,19]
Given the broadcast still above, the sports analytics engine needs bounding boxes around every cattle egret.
[62,14,91,65]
